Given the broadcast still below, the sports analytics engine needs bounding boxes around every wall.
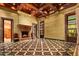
[17,11,37,38]
[75,7,79,55]
[45,13,65,40]
[18,11,37,26]
[0,8,37,42]
[45,4,79,40]
[0,7,19,42]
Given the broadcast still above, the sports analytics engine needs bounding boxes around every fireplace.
[17,24,31,39]
[21,31,28,38]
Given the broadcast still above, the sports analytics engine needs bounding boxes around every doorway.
[65,12,77,43]
[40,21,44,38]
[2,17,13,43]
[32,23,37,39]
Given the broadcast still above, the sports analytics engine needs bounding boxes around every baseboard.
[45,37,65,41]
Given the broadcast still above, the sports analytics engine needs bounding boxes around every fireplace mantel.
[17,24,31,31]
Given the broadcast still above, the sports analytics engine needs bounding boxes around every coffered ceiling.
[0,3,77,17]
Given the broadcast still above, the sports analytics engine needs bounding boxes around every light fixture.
[39,10,42,12]
[49,8,52,10]
[11,6,16,10]
[49,10,54,14]
[60,6,64,10]
[44,11,47,14]
[0,3,5,6]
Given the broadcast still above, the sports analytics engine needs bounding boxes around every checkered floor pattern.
[0,39,76,56]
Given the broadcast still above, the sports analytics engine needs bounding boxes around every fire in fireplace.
[21,31,28,38]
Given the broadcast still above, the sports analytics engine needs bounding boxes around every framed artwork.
[2,17,13,43]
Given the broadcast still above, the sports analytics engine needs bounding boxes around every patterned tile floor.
[0,39,76,56]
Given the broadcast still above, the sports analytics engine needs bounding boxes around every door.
[32,23,37,39]
[40,21,44,38]
[2,17,13,43]
[65,12,77,43]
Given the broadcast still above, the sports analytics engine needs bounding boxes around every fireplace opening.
[21,31,28,38]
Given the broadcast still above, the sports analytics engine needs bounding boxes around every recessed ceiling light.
[49,8,52,10]
[49,10,54,14]
[44,11,47,14]
[60,6,64,10]
[11,6,16,10]
[39,10,42,13]
[0,3,5,6]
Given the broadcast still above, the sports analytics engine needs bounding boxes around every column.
[75,8,79,55]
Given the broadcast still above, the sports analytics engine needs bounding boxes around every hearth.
[21,31,28,38]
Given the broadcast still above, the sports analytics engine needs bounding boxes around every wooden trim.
[65,12,75,16]
[1,17,13,43]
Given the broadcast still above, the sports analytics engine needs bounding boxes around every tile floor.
[0,39,76,56]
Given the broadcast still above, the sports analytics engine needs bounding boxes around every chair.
[13,33,19,42]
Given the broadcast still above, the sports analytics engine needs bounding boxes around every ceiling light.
[0,3,5,6]
[44,11,47,14]
[49,10,54,14]
[39,10,42,13]
[49,8,52,10]
[60,6,64,10]
[11,6,16,10]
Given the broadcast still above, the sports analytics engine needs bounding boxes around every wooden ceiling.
[0,3,77,17]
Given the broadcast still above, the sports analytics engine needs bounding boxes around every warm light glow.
[60,6,64,10]
[49,10,54,14]
[26,4,38,10]
[4,20,12,43]
[49,8,52,10]
[11,6,16,10]
[0,3,5,6]
[44,11,47,14]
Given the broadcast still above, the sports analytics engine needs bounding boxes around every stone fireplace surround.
[17,24,32,40]
[21,31,28,38]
